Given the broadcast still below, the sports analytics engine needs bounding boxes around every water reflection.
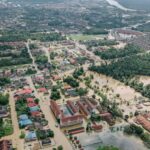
[79,129,148,150]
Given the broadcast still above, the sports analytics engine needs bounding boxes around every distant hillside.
[7,0,65,4]
[118,0,150,11]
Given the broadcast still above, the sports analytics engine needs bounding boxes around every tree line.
[94,44,142,59]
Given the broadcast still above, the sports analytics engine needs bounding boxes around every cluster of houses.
[0,42,25,48]
[63,85,79,98]
[0,105,9,118]
[32,74,52,93]
[14,88,54,148]
[50,96,115,134]
[0,69,25,79]
[47,41,92,73]
[10,78,29,90]
[111,29,144,41]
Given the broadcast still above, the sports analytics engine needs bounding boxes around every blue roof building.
[19,114,28,120]
[19,114,32,127]
[19,119,32,127]
[25,131,37,141]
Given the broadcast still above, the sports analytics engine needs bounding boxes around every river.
[105,0,135,11]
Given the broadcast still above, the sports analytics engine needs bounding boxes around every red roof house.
[136,115,150,132]
[31,111,41,117]
[38,88,48,93]
[27,103,38,108]
[26,98,34,103]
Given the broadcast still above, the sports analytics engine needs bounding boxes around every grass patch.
[68,34,105,41]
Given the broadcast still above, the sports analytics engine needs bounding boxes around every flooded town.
[0,0,150,150]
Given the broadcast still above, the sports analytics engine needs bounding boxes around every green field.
[68,34,105,41]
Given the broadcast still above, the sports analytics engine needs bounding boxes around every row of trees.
[124,124,150,148]
[97,146,119,150]
[126,80,150,99]
[0,32,66,42]
[0,45,14,51]
[94,44,142,59]
[0,47,32,67]
[89,54,150,81]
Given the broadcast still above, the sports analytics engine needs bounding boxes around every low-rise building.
[50,100,83,128]
[136,113,150,132]
[0,140,13,150]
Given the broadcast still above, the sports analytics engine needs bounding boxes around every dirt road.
[26,76,73,150]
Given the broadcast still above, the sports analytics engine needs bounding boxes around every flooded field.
[139,76,150,86]
[88,72,142,101]
[79,130,148,150]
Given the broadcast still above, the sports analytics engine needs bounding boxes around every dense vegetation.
[97,146,120,150]
[126,80,150,99]
[0,47,32,67]
[0,94,9,105]
[25,68,37,75]
[0,45,14,51]
[50,86,61,100]
[0,77,11,86]
[63,76,79,88]
[15,98,28,116]
[73,67,84,79]
[0,32,66,42]
[76,88,88,96]
[50,52,57,60]
[36,129,54,140]
[94,44,142,59]
[35,55,48,64]
[124,124,144,135]
[0,94,13,138]
[0,118,13,138]
[90,54,150,81]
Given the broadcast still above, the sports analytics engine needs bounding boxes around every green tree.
[20,131,25,139]
[63,76,79,87]
[57,145,63,150]
[97,146,120,150]
[0,94,9,105]
[76,88,88,96]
